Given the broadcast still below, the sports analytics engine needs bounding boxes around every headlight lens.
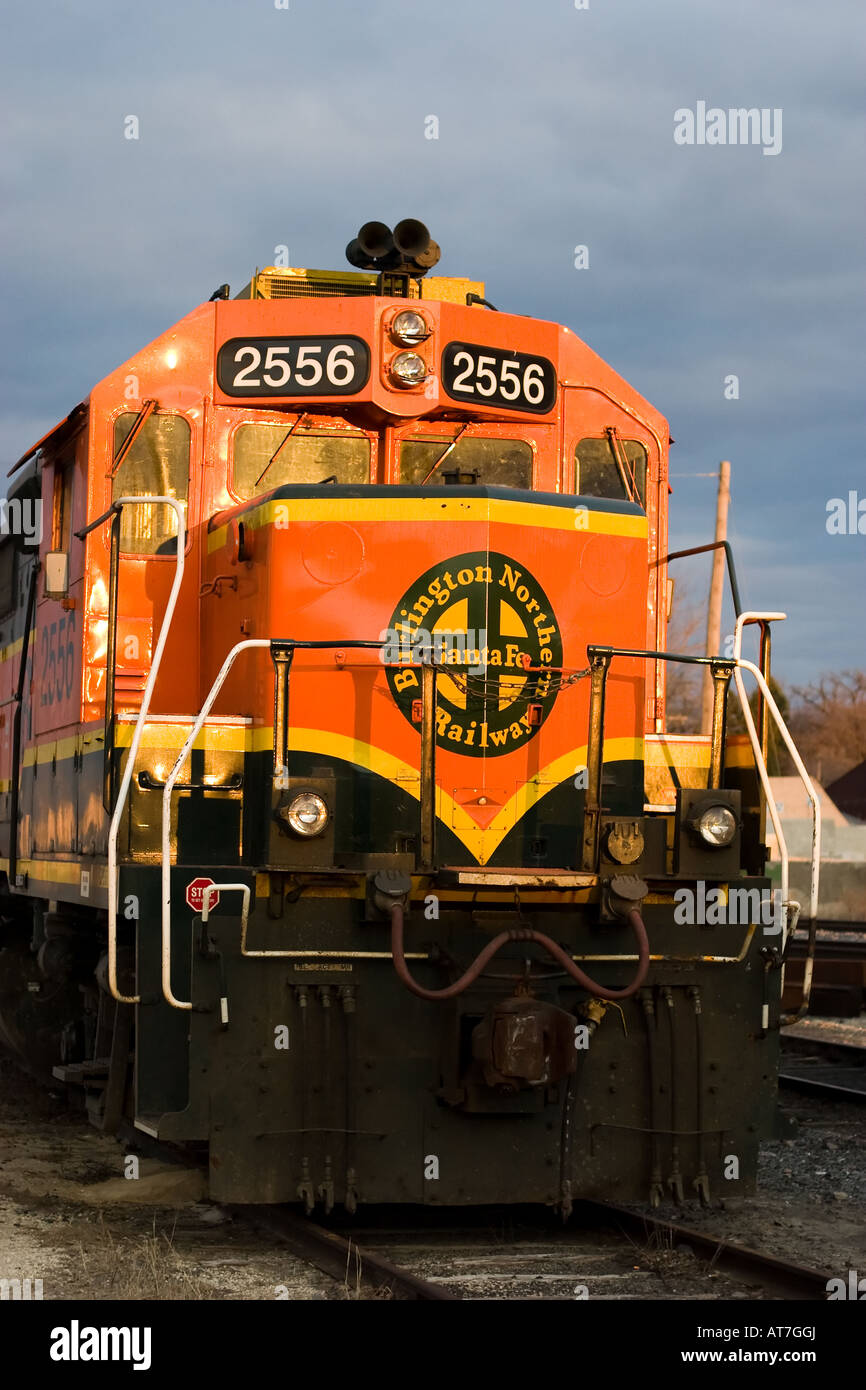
[390,351,427,386]
[696,804,737,847]
[285,792,329,837]
[391,310,430,345]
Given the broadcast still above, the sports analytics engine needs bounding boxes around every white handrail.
[161,640,270,1010]
[201,883,251,928]
[107,497,186,1005]
[732,612,822,945]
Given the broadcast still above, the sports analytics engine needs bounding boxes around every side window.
[575,437,647,507]
[51,461,73,551]
[112,414,190,554]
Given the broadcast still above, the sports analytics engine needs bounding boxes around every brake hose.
[389,901,650,1002]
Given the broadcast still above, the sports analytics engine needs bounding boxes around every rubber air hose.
[389,902,650,1002]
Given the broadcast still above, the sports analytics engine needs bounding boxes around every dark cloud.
[1,0,863,684]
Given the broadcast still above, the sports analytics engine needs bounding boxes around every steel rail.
[580,1199,833,1299]
[232,1205,458,1300]
[778,1072,866,1104]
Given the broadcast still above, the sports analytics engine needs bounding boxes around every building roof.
[827,759,866,823]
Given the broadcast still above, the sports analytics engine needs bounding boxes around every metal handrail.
[582,644,737,868]
[659,540,742,618]
[161,640,270,1011]
[81,497,187,1006]
[732,612,822,1019]
[583,628,822,1021]
[160,636,387,1010]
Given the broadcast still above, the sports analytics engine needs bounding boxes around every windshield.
[400,435,533,488]
[232,422,371,499]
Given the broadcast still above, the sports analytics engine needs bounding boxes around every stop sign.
[186,877,219,913]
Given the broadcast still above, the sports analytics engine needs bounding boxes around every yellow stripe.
[272,727,642,864]
[14,721,642,865]
[0,857,107,889]
[113,721,252,752]
[0,636,24,665]
[645,738,754,770]
[207,495,648,554]
[15,721,642,863]
[23,737,79,767]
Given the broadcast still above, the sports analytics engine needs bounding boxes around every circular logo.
[385,551,563,756]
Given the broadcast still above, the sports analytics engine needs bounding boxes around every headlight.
[284,792,329,837]
[390,351,427,386]
[695,804,737,847]
[391,310,430,345]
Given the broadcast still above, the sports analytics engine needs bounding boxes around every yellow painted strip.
[0,856,107,889]
[207,495,648,554]
[0,636,24,665]
[113,721,251,752]
[270,727,642,863]
[14,719,641,865]
[645,738,754,770]
[23,737,79,767]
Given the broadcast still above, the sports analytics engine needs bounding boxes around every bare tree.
[788,670,866,785]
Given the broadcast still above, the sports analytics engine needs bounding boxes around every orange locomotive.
[0,222,818,1209]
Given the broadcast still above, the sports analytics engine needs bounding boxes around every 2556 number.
[39,610,76,708]
[441,342,557,413]
[217,336,370,397]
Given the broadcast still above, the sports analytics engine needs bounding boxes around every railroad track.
[779,1024,866,1104]
[232,1200,835,1301]
[778,1050,866,1104]
[778,1070,866,1103]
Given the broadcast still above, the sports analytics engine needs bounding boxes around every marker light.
[284,792,329,837]
[391,310,430,346]
[696,804,737,847]
[390,351,427,387]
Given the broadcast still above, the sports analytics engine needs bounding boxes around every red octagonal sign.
[186,877,219,913]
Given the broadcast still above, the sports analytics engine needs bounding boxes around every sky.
[1,0,864,687]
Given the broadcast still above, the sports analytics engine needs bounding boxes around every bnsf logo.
[385,551,563,756]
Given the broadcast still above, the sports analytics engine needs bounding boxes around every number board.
[441,342,557,414]
[216,336,370,397]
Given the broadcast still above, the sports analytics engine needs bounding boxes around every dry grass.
[74,1213,213,1300]
[617,1220,708,1279]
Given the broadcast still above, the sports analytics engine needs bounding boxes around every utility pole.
[701,460,731,733]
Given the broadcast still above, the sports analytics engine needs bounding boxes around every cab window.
[51,461,74,551]
[0,542,15,616]
[112,413,190,554]
[232,422,371,499]
[575,437,647,507]
[400,434,533,488]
